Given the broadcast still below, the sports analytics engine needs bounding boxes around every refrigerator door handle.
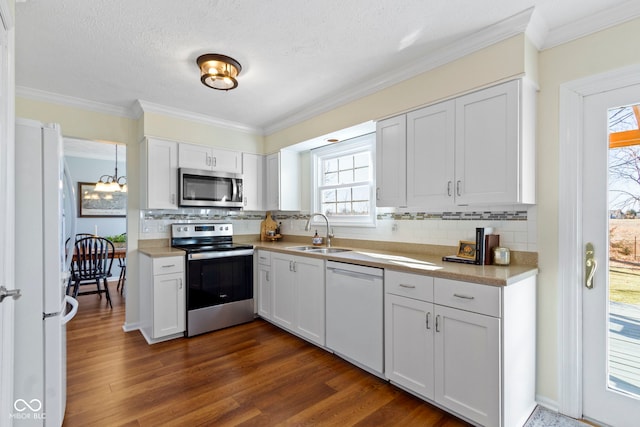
[62,295,79,324]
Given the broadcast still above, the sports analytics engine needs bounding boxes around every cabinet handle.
[376,187,380,200]
[213,157,217,168]
[426,312,431,330]
[456,180,461,196]
[266,271,270,282]
[179,279,183,289]
[289,260,293,272]
[399,283,415,289]
[447,181,452,196]
[161,264,176,268]
[453,293,475,300]
[435,314,440,332]
[293,261,297,273]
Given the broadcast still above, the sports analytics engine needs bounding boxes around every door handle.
[585,242,598,289]
[0,285,21,303]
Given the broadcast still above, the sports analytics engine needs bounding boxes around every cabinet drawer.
[385,270,433,302]
[434,278,501,317]
[256,250,271,266]
[152,256,184,275]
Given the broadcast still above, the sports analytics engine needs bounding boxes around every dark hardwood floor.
[64,283,471,426]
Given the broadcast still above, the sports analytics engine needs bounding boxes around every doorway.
[559,65,640,426]
[64,138,127,299]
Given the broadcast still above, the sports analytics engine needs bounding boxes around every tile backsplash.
[140,206,537,252]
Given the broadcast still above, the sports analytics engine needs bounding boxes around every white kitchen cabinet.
[453,79,534,205]
[139,137,178,209]
[178,142,241,174]
[376,79,536,208]
[385,270,536,427]
[406,100,455,207]
[255,250,271,319]
[265,150,301,211]
[242,152,264,211]
[269,251,325,345]
[139,254,185,344]
[385,271,435,399]
[376,114,407,207]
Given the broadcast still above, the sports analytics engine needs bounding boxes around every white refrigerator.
[13,118,78,426]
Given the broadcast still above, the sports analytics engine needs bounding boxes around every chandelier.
[95,144,127,192]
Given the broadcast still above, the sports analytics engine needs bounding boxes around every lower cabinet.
[139,254,185,344]
[385,270,536,427]
[256,250,272,319]
[268,252,325,346]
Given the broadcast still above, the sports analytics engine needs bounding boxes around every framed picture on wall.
[78,182,127,217]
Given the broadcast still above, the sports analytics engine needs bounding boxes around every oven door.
[186,251,253,311]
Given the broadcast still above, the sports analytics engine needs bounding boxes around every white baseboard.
[535,394,559,412]
[122,321,140,333]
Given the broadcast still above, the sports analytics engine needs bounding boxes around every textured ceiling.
[15,0,640,135]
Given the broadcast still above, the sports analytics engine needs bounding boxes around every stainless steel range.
[171,223,254,337]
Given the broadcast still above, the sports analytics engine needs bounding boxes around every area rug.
[524,406,588,426]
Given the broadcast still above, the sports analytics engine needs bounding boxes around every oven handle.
[188,249,254,260]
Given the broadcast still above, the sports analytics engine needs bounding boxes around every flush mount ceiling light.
[95,144,127,192]
[197,54,242,91]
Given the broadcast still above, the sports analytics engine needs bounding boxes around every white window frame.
[311,133,376,227]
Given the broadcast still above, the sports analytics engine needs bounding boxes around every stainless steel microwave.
[178,168,243,208]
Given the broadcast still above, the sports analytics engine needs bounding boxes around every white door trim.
[558,63,640,418]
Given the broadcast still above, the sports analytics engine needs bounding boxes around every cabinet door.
[376,115,406,207]
[294,256,325,345]
[178,142,211,170]
[242,152,264,211]
[407,101,455,207]
[143,138,178,209]
[454,80,519,205]
[257,264,271,320]
[434,305,500,427]
[265,153,279,211]
[385,294,434,399]
[153,271,185,338]
[210,147,241,173]
[271,254,296,331]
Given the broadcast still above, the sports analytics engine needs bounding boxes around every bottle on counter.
[312,230,323,246]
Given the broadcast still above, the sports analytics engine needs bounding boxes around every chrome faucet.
[305,213,333,247]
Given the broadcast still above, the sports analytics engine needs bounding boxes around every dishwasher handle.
[327,267,382,281]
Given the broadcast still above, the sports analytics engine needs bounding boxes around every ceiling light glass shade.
[95,145,126,192]
[197,54,242,91]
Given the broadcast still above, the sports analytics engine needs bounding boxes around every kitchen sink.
[286,246,351,254]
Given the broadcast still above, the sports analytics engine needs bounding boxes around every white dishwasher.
[326,261,384,377]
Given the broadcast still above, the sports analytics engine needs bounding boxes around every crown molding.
[134,100,261,135]
[542,0,640,50]
[263,8,535,135]
[16,86,136,118]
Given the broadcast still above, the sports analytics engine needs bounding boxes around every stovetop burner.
[170,223,253,254]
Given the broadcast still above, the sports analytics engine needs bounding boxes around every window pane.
[336,202,350,214]
[354,166,369,182]
[322,189,336,202]
[352,185,369,201]
[339,155,353,170]
[352,201,370,215]
[354,152,369,168]
[322,203,336,215]
[323,171,338,185]
[339,170,354,184]
[336,188,351,201]
[324,158,338,173]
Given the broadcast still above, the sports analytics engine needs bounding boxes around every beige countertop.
[253,240,537,287]
[138,236,538,286]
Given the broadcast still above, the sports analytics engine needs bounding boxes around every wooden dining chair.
[70,236,115,308]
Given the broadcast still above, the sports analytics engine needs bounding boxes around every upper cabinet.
[242,152,265,211]
[376,115,407,207]
[178,142,241,174]
[140,137,178,210]
[376,79,536,209]
[265,150,301,211]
